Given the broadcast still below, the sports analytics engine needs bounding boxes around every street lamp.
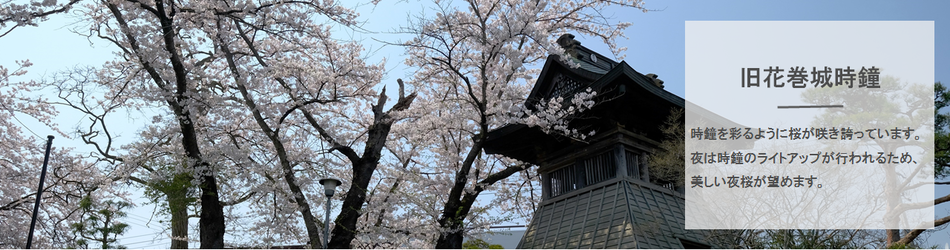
[319,178,341,249]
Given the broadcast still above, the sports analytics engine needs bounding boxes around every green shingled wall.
[518,178,712,249]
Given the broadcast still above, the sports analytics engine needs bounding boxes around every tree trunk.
[197,174,225,248]
[327,132,390,248]
[435,193,479,249]
[434,164,526,249]
[434,139,484,249]
[883,144,900,247]
[328,160,375,248]
[218,28,325,247]
[436,233,465,249]
[101,211,112,249]
[434,147,528,249]
[271,131,323,248]
[324,82,415,249]
[103,0,225,247]
[168,183,190,249]
[158,0,225,247]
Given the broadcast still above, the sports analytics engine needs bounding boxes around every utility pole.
[26,135,54,249]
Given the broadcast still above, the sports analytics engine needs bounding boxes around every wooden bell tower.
[483,34,722,249]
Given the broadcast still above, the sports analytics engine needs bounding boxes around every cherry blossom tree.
[0,62,115,248]
[208,10,418,247]
[3,0,653,248]
[6,0,417,247]
[397,0,646,247]
[0,0,81,38]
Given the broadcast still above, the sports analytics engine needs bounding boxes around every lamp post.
[319,178,341,249]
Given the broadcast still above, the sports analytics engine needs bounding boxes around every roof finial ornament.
[556,33,581,58]
[646,73,665,89]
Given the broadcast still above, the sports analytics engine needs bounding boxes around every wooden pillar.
[640,152,650,182]
[614,144,627,178]
[541,172,551,199]
[575,161,587,190]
